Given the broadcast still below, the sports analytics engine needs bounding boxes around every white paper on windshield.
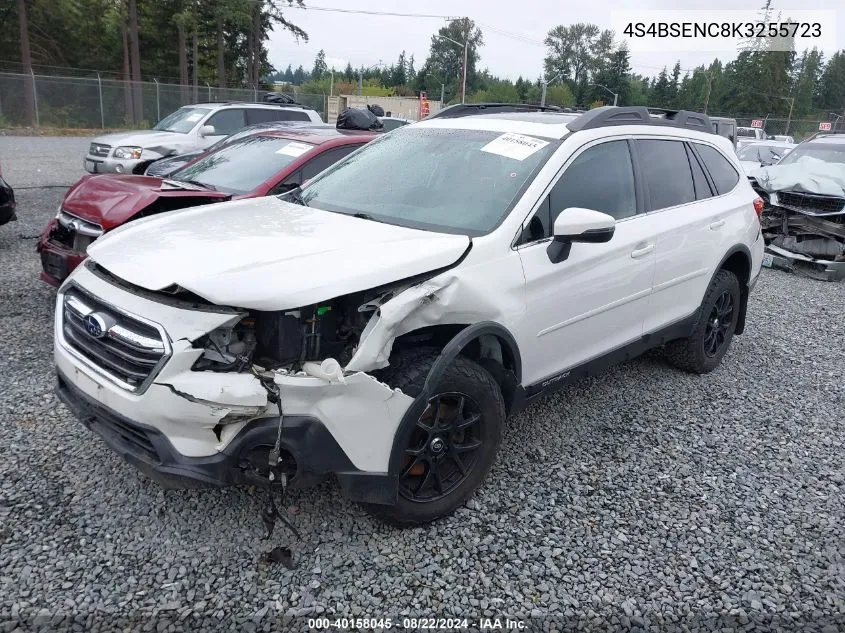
[276,141,312,157]
[481,133,549,161]
[185,113,203,122]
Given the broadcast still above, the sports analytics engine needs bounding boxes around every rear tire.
[665,269,741,374]
[364,348,505,527]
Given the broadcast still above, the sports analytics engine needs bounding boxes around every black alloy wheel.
[399,392,484,503]
[703,290,735,358]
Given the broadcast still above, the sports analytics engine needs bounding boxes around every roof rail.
[567,106,713,134]
[426,102,564,119]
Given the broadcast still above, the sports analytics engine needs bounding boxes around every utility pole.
[461,18,469,104]
[785,96,794,135]
[435,24,469,104]
[703,71,714,114]
[588,82,618,107]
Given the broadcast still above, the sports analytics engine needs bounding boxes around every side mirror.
[199,125,216,137]
[547,208,616,264]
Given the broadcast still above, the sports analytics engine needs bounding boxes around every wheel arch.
[386,321,523,481]
[715,244,752,335]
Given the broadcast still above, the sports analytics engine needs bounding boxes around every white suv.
[55,105,764,525]
[83,102,323,175]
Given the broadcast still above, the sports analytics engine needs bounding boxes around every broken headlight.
[193,317,257,372]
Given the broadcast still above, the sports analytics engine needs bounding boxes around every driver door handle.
[630,243,654,259]
[710,219,726,230]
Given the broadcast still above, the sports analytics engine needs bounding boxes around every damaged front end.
[54,262,446,503]
[750,160,845,281]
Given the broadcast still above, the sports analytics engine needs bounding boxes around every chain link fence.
[0,72,327,130]
[709,112,835,142]
[0,71,835,141]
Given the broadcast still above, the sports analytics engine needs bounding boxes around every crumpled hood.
[87,196,471,311]
[62,174,229,230]
[740,160,762,175]
[91,130,199,156]
[753,156,845,197]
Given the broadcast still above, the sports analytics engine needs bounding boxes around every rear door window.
[637,139,696,211]
[300,145,360,181]
[205,108,247,136]
[685,143,714,200]
[247,108,311,124]
[693,144,740,195]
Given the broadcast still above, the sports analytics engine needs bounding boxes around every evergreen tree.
[311,48,327,80]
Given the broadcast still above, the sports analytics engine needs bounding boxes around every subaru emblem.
[84,313,108,339]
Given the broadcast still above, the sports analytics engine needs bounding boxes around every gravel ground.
[1,144,844,631]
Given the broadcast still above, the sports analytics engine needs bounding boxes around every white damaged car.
[55,105,764,525]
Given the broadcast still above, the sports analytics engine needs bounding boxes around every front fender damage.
[345,271,512,374]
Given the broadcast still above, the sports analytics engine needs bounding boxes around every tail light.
[753,197,764,220]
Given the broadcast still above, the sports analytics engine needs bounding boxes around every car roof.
[251,128,378,145]
[188,102,315,111]
[417,110,726,144]
[416,111,578,139]
[806,134,845,145]
[742,140,794,146]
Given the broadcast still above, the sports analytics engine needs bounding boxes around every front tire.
[665,269,741,374]
[365,348,505,526]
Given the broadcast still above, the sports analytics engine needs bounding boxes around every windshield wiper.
[182,179,216,190]
[350,212,386,224]
[285,187,308,207]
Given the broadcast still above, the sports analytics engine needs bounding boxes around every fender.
[385,321,523,481]
[713,243,752,335]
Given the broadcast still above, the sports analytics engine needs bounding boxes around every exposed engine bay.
[191,281,409,374]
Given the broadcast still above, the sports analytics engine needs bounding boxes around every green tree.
[423,18,483,99]
[311,48,326,80]
[543,23,613,87]
[791,48,823,117]
[650,67,671,107]
[817,51,845,113]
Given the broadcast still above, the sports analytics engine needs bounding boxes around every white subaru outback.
[54,104,764,525]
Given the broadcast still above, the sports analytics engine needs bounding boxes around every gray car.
[83,102,323,175]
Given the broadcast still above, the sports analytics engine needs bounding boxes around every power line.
[288,4,458,20]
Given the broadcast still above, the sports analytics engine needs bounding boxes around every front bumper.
[56,370,394,501]
[83,154,146,174]
[54,263,412,503]
[763,244,845,282]
[38,237,86,287]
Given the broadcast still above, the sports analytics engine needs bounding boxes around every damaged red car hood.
[62,174,231,230]
[86,196,471,311]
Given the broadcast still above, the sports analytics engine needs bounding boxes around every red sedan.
[38,128,377,286]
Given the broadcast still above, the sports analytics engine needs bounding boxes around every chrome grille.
[61,287,169,392]
[55,210,103,252]
[89,142,111,157]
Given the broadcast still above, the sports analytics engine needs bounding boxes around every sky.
[267,0,843,82]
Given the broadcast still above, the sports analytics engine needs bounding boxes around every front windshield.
[170,135,314,194]
[299,127,559,235]
[778,143,845,166]
[153,107,211,133]
[737,144,788,165]
[737,128,758,138]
